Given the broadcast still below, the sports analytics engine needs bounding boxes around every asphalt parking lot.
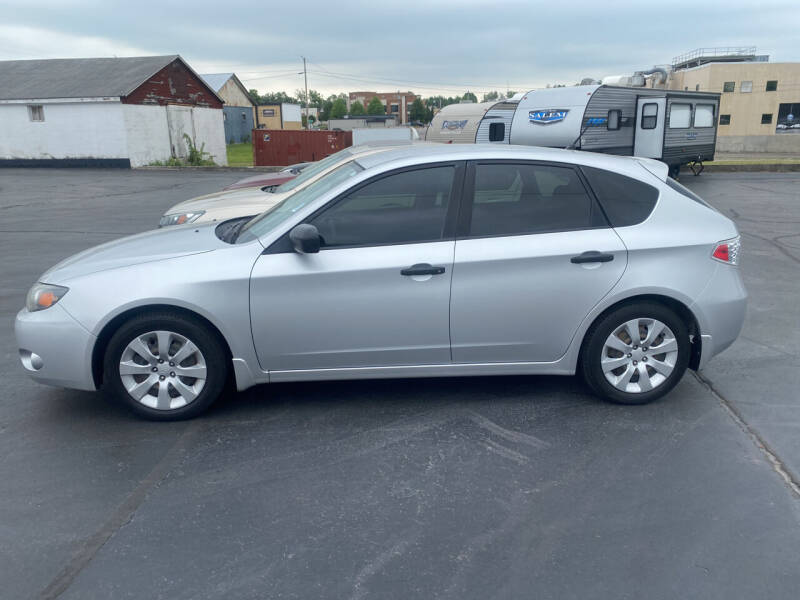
[1,168,799,599]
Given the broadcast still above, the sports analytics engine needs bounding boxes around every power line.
[308,60,536,93]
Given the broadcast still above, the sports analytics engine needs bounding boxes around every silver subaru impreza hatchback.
[16,145,746,420]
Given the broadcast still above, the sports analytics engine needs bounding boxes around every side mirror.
[289,224,321,254]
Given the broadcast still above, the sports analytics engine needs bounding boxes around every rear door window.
[465,163,605,237]
[581,166,659,227]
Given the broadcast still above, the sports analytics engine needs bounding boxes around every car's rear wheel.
[103,312,227,420]
[581,302,690,405]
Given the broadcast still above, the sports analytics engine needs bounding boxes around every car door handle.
[570,251,614,264]
[401,263,446,276]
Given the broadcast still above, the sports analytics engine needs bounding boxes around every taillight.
[712,236,741,265]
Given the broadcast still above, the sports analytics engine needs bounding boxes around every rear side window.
[467,163,604,237]
[581,166,659,227]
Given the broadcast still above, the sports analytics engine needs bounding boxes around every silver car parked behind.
[16,145,746,420]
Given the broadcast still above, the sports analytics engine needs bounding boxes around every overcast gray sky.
[1,0,797,98]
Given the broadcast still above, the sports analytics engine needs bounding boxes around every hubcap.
[119,330,207,410]
[601,318,678,394]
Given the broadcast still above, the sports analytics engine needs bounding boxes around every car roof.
[354,143,667,182]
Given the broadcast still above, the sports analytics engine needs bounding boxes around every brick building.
[0,55,226,167]
[347,91,417,124]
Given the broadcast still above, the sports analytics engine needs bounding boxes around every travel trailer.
[426,85,721,176]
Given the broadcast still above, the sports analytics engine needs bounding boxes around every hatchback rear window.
[581,167,659,227]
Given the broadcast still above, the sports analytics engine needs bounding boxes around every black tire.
[580,302,690,405]
[103,311,228,421]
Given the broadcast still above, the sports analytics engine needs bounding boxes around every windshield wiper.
[215,216,252,244]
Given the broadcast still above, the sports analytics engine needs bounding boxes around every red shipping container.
[253,130,353,166]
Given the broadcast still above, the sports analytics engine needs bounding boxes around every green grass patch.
[227,142,254,167]
[706,158,800,165]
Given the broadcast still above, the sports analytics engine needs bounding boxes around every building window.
[241,112,247,121]
[761,113,773,124]
[741,80,753,93]
[641,103,658,129]
[722,81,735,93]
[668,103,691,128]
[390,104,399,113]
[776,103,799,131]
[262,108,275,117]
[694,104,715,128]
[607,109,621,131]
[719,114,731,125]
[766,80,778,92]
[28,105,44,122]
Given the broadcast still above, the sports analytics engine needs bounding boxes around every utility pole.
[302,56,309,129]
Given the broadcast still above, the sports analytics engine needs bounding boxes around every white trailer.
[352,127,419,145]
[427,85,721,175]
[424,102,496,144]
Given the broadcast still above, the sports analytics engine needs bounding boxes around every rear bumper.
[15,305,97,391]
[691,264,747,369]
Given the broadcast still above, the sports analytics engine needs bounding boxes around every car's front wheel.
[103,312,228,420]
[581,302,690,405]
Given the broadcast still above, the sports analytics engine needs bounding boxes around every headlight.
[26,283,69,312]
[159,211,205,227]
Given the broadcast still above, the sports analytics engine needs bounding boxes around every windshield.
[236,160,364,243]
[272,149,355,194]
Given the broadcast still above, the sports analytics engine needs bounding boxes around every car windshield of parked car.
[236,160,364,243]
[272,150,355,194]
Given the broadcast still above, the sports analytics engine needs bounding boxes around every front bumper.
[15,304,97,391]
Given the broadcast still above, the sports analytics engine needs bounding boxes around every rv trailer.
[424,102,496,144]
[426,85,720,176]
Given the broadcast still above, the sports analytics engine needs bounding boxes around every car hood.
[41,222,229,284]
[172,190,291,220]
[224,172,294,190]
[165,187,271,215]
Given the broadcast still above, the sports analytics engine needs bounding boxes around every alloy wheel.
[601,318,679,394]
[119,330,207,410]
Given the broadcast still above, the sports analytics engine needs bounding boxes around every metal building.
[201,73,256,144]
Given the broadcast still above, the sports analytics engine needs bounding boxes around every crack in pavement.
[38,419,206,600]
[693,371,800,500]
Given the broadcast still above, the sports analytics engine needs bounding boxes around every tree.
[330,98,348,119]
[506,90,517,98]
[319,94,343,121]
[350,100,366,116]
[482,90,499,102]
[409,98,427,123]
[367,96,385,115]
[248,88,262,105]
[462,91,478,103]
[309,90,324,107]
